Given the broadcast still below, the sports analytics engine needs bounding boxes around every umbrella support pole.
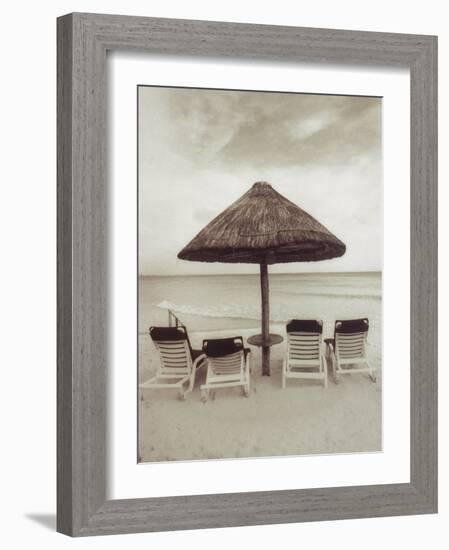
[260,262,270,376]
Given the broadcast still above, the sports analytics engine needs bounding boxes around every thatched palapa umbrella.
[178,182,346,375]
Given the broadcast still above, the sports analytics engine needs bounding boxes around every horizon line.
[139,270,382,278]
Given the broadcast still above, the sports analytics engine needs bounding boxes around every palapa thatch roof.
[178,182,346,264]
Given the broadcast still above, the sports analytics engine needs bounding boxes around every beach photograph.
[138,86,382,463]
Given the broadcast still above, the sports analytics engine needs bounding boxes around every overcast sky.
[138,86,382,276]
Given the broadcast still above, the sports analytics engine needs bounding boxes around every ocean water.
[139,272,382,342]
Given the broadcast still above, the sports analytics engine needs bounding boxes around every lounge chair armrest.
[193,353,207,369]
[323,338,335,353]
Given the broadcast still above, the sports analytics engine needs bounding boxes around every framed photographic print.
[57,13,437,536]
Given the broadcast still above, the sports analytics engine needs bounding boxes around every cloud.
[161,89,381,170]
[138,86,382,275]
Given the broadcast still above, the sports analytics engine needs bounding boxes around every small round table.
[247,333,284,347]
[247,334,284,375]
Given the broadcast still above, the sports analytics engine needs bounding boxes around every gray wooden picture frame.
[57,12,438,537]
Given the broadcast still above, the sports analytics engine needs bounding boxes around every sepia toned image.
[138,86,382,463]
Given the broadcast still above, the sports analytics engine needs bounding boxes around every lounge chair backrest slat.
[208,351,243,375]
[154,340,191,374]
[150,327,192,376]
[335,334,366,358]
[158,344,187,352]
[150,324,198,359]
[202,337,244,376]
[286,320,323,362]
[334,319,368,360]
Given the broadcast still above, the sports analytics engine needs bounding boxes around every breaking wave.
[156,296,379,325]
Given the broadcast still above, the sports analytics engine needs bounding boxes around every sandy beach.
[139,322,382,463]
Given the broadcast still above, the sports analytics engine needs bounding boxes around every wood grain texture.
[409,37,438,509]
[57,13,74,536]
[57,12,438,536]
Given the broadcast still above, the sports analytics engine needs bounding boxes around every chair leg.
[242,364,250,397]
[369,362,377,383]
[245,357,251,396]
[187,371,195,394]
[200,387,209,402]
[322,356,328,389]
[332,356,339,384]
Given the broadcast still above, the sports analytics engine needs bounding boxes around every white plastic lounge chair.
[140,326,207,400]
[200,337,251,402]
[329,318,376,383]
[282,319,327,389]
